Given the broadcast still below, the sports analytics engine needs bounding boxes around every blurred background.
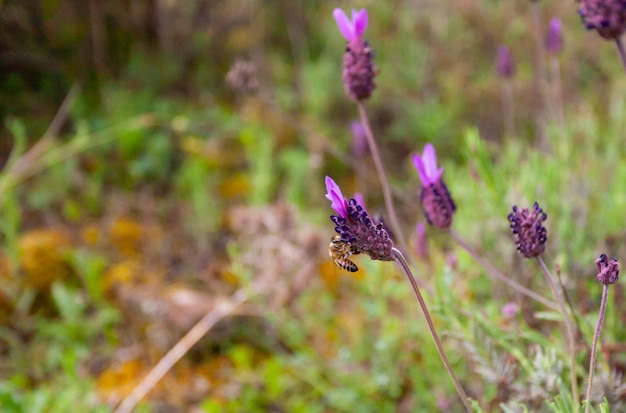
[2,0,626,412]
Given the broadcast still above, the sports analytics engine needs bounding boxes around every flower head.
[333,8,377,101]
[495,45,515,78]
[333,8,368,46]
[508,202,548,258]
[413,144,456,228]
[579,0,626,40]
[225,59,259,94]
[325,176,394,261]
[595,254,620,285]
[545,18,563,54]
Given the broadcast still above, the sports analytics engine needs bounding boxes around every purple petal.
[325,176,348,218]
[412,154,429,186]
[353,192,365,210]
[352,9,368,41]
[333,8,355,43]
[422,144,443,182]
[413,144,444,186]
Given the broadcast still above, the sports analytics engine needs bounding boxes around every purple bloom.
[412,144,456,228]
[353,192,366,210]
[333,8,377,101]
[325,176,349,218]
[508,203,548,259]
[325,177,394,261]
[496,46,515,78]
[333,8,368,46]
[579,0,626,40]
[595,254,620,285]
[413,143,444,187]
[545,18,563,54]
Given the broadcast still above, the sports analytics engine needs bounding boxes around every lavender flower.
[579,0,626,40]
[496,46,515,78]
[413,144,456,229]
[325,176,394,261]
[325,176,349,218]
[595,254,620,285]
[545,18,563,54]
[333,8,377,101]
[508,202,548,258]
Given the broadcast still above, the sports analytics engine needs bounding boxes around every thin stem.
[549,56,565,129]
[615,36,626,74]
[501,80,516,138]
[530,1,548,147]
[356,102,407,253]
[114,289,248,413]
[448,228,559,311]
[537,256,580,408]
[555,264,587,348]
[8,83,79,180]
[392,247,473,412]
[584,284,610,413]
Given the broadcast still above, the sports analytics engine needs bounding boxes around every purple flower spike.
[333,8,368,45]
[496,46,515,78]
[333,8,377,101]
[546,18,563,54]
[413,143,444,187]
[325,177,394,262]
[595,254,620,285]
[508,202,548,259]
[325,176,349,219]
[412,144,456,229]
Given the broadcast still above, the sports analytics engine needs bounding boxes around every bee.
[328,235,359,272]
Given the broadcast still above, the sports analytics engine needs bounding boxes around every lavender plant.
[324,176,473,412]
[320,3,626,412]
[508,202,580,406]
[584,254,620,413]
[414,143,558,311]
[333,8,408,253]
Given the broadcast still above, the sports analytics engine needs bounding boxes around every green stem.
[356,102,407,253]
[584,284,610,413]
[448,228,559,311]
[392,247,473,412]
[501,80,516,138]
[615,36,626,74]
[537,256,579,409]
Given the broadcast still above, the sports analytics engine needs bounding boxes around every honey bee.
[328,235,359,272]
